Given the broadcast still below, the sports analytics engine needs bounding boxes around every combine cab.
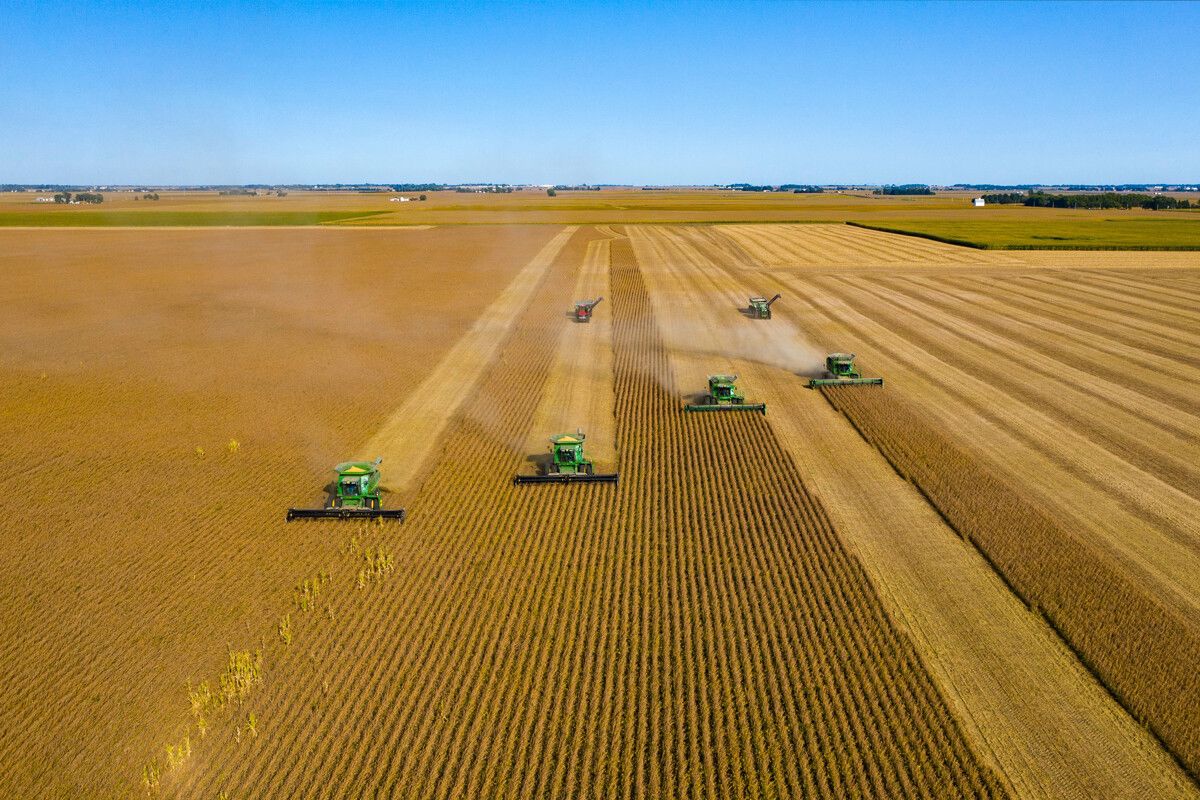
[574,297,604,323]
[747,293,781,319]
[514,431,618,485]
[685,374,766,414]
[808,353,884,388]
[286,457,406,521]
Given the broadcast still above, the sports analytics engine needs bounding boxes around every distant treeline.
[219,189,258,196]
[957,184,1200,192]
[54,191,103,204]
[983,191,1193,209]
[728,183,824,193]
[979,193,1027,204]
[1026,191,1191,209]
[874,185,934,196]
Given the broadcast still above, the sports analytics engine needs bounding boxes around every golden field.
[3,188,1198,236]
[0,215,1198,798]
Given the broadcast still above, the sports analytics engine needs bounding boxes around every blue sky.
[1,1,1196,185]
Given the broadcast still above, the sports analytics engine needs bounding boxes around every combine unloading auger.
[808,353,884,388]
[286,457,406,521]
[514,431,618,485]
[684,375,766,414]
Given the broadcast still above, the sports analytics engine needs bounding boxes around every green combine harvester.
[286,457,406,521]
[747,293,781,319]
[684,374,766,414]
[514,431,618,485]
[808,353,884,388]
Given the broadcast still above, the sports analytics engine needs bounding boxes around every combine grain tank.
[514,431,618,485]
[286,457,406,521]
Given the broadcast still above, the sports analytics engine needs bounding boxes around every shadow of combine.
[523,452,554,475]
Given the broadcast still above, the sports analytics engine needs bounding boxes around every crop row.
[822,384,1200,781]
[174,228,1005,798]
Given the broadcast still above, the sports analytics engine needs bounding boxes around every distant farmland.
[0,209,392,226]
[5,188,1200,242]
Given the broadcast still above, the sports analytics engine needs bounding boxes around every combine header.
[808,353,884,388]
[685,375,766,414]
[286,457,406,521]
[747,294,781,319]
[514,431,618,485]
[574,297,604,323]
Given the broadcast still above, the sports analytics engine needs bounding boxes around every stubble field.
[0,220,1197,798]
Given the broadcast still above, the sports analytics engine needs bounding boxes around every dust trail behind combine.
[361,226,578,496]
[627,226,826,394]
[177,230,1008,800]
[524,237,617,472]
[627,221,1200,798]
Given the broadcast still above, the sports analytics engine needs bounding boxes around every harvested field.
[2,219,1198,798]
[627,223,1200,796]
[0,225,564,797]
[524,237,617,472]
[169,233,1006,798]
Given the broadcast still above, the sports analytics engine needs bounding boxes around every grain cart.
[808,353,884,388]
[684,375,766,414]
[286,457,406,521]
[574,297,604,323]
[514,430,619,484]
[747,294,781,319]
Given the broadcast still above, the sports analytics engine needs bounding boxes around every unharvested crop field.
[1,217,1198,798]
[852,217,1200,250]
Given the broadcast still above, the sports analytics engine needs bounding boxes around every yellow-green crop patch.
[0,210,391,227]
[849,217,1200,250]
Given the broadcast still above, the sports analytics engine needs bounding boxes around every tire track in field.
[772,271,1200,618]
[894,274,1200,413]
[175,226,606,799]
[716,223,1019,268]
[942,274,1200,370]
[523,237,616,471]
[1016,275,1200,348]
[822,383,1200,785]
[1030,272,1200,326]
[629,225,1199,799]
[360,225,578,497]
[749,362,1199,800]
[1082,271,1200,314]
[833,274,1200,495]
[619,227,1003,796]
[179,226,1005,799]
